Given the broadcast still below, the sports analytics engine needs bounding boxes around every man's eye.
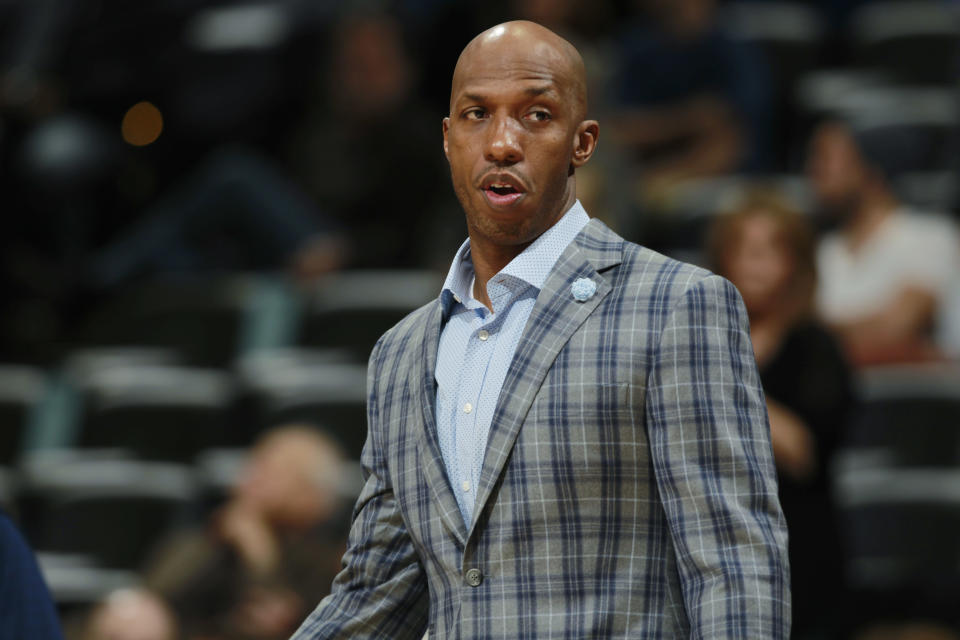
[464,109,486,120]
[527,110,551,122]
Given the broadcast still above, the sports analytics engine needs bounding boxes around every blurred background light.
[185,5,290,52]
[121,101,163,147]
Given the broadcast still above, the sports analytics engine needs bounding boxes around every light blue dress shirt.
[435,200,590,526]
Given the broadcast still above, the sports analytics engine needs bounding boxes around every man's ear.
[442,117,451,159]
[571,120,599,169]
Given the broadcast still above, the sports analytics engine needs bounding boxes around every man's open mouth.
[482,180,525,207]
[489,184,517,196]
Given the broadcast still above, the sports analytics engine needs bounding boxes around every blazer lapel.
[413,301,470,546]
[469,219,624,536]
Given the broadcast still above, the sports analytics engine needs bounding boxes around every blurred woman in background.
[709,192,854,640]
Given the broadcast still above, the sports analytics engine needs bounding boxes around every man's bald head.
[450,21,588,121]
[441,20,599,261]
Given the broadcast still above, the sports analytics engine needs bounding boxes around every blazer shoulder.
[617,236,723,301]
[573,218,729,307]
[578,218,715,289]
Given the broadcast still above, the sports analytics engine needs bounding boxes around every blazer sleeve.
[645,274,791,639]
[291,339,429,640]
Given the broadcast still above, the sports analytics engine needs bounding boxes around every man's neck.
[467,193,578,310]
[470,240,531,310]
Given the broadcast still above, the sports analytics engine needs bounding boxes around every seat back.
[239,350,367,458]
[79,277,257,367]
[833,364,960,623]
[300,270,443,361]
[0,366,47,465]
[18,454,197,570]
[852,1,960,85]
[75,362,234,462]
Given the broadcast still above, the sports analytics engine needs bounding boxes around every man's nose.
[484,116,523,165]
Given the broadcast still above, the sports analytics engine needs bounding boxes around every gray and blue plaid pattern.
[292,218,791,639]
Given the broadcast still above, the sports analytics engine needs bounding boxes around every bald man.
[82,589,178,640]
[292,21,790,639]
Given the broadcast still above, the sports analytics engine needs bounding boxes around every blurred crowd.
[1,1,960,639]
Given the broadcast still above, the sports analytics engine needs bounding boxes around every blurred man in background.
[80,588,178,640]
[808,118,960,366]
[145,426,348,640]
[611,0,770,200]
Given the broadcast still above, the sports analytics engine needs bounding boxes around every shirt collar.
[439,200,590,315]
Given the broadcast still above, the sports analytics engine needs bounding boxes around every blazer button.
[465,568,483,587]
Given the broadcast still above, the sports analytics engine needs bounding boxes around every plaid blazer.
[293,219,791,639]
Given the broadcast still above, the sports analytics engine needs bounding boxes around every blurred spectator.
[80,588,178,640]
[0,510,64,639]
[709,192,853,640]
[610,0,771,201]
[144,425,348,640]
[285,10,459,270]
[807,119,960,365]
[87,147,346,290]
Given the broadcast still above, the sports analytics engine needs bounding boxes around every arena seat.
[78,276,260,368]
[834,467,960,625]
[36,551,138,608]
[0,365,47,465]
[238,349,368,458]
[299,270,443,361]
[852,1,960,85]
[841,364,960,468]
[894,171,958,213]
[18,453,197,570]
[833,364,960,625]
[71,361,235,462]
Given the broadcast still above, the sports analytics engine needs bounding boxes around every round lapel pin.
[571,277,597,302]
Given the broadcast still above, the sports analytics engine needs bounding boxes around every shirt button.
[477,330,489,341]
[465,568,483,587]
[461,480,471,492]
[463,403,473,414]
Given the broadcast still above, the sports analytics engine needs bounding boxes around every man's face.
[807,122,868,214]
[442,41,591,250]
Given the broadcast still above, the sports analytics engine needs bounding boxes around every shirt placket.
[457,282,516,521]
[454,304,489,518]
